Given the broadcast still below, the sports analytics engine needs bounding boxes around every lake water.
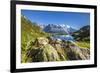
[51,35,75,41]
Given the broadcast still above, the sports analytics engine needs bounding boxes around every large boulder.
[64,42,90,60]
[25,44,62,62]
[25,37,66,62]
[34,37,49,46]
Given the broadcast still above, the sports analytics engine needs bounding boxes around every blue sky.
[21,10,90,30]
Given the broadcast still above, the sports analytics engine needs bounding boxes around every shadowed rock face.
[65,45,90,60]
[24,37,90,63]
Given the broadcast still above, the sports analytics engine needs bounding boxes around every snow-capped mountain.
[43,24,76,34]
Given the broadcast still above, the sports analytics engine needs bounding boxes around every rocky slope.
[24,37,90,62]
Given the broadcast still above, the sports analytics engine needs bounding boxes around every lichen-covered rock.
[42,44,60,61]
[64,43,90,60]
[34,37,49,46]
[25,44,61,62]
[24,37,90,63]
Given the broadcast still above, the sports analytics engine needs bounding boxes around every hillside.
[72,25,90,49]
[21,15,90,63]
[21,15,50,62]
[72,25,90,41]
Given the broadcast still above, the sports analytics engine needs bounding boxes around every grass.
[76,41,90,49]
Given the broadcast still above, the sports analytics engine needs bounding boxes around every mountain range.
[42,24,76,34]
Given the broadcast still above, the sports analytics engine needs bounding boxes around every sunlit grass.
[76,41,90,49]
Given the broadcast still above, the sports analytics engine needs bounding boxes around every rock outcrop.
[24,37,90,63]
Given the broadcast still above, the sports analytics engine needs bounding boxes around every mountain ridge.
[43,24,76,34]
